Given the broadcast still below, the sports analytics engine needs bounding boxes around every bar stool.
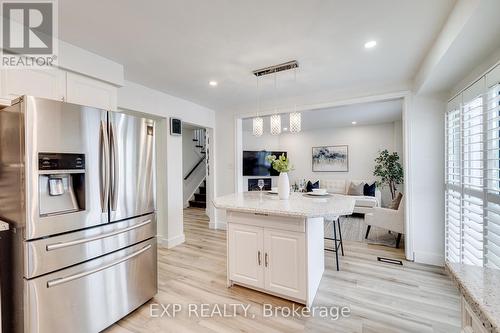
[324,216,344,271]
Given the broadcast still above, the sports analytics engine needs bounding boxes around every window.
[486,82,500,269]
[445,69,500,269]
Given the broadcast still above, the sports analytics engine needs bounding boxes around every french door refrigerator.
[0,96,157,333]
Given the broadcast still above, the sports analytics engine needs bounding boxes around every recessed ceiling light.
[283,127,288,131]
[352,121,357,125]
[209,81,218,87]
[364,40,377,49]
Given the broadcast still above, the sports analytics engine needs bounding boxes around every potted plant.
[373,149,403,200]
[266,153,293,200]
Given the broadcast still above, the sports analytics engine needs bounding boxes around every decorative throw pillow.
[388,192,403,210]
[363,182,376,197]
[306,180,319,192]
[347,182,365,196]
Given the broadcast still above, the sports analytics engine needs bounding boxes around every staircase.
[186,128,207,209]
[189,179,206,208]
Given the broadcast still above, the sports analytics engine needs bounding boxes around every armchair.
[364,199,404,248]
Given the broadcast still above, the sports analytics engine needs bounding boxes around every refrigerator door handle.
[110,122,119,211]
[99,120,110,213]
[46,244,152,288]
[45,219,152,251]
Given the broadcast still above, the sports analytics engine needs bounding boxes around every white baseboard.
[158,234,186,249]
[413,251,445,267]
[209,221,226,230]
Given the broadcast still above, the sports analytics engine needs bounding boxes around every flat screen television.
[243,151,287,176]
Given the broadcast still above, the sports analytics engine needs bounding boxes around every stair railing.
[184,155,206,180]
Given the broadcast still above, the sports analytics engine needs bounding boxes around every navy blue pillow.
[306,180,319,192]
[364,182,376,197]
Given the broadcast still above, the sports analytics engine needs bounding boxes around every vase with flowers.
[266,153,293,200]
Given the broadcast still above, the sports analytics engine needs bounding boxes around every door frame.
[231,91,415,261]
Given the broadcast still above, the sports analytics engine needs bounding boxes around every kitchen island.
[213,192,355,306]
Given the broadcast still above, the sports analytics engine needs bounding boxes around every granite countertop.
[446,262,500,333]
[213,192,355,218]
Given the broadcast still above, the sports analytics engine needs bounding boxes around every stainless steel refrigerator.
[0,96,157,333]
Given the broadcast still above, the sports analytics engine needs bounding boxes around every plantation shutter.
[445,96,462,263]
[462,82,484,266]
[486,77,500,269]
[445,64,500,268]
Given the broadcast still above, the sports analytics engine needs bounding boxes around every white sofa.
[319,179,381,214]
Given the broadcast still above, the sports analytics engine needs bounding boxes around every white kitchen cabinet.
[0,69,119,111]
[226,211,322,305]
[66,72,117,110]
[0,68,66,101]
[264,228,306,300]
[227,223,264,288]
[461,296,488,333]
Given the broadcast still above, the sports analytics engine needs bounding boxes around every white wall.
[182,127,206,206]
[242,122,402,205]
[118,81,216,248]
[212,111,235,229]
[214,91,448,266]
[406,93,446,266]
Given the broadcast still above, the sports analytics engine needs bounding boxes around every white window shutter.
[486,82,500,269]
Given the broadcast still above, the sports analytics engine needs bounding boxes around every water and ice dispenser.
[38,153,86,216]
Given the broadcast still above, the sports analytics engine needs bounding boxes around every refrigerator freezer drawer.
[25,238,157,333]
[25,213,156,278]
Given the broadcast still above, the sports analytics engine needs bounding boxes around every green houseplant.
[266,153,293,200]
[373,149,403,200]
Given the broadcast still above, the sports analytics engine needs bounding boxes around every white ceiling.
[416,0,500,94]
[59,0,455,111]
[242,99,402,131]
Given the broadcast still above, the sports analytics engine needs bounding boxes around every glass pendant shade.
[253,117,263,136]
[270,114,281,135]
[289,112,301,133]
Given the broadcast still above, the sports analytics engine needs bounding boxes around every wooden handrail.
[184,155,206,180]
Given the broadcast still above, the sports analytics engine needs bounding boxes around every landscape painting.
[312,145,348,172]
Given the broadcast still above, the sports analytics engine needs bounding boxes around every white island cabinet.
[215,192,355,306]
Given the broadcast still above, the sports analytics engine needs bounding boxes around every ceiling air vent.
[252,60,298,77]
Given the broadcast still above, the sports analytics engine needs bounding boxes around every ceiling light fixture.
[364,40,377,49]
[289,68,301,134]
[253,117,263,136]
[253,76,263,136]
[209,80,218,86]
[352,121,357,125]
[270,114,281,135]
[289,112,301,133]
[270,73,281,136]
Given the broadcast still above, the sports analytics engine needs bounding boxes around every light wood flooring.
[105,208,460,333]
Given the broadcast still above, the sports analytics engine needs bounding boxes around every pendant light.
[270,114,281,135]
[289,68,301,133]
[270,73,281,135]
[253,117,263,136]
[252,76,263,136]
[289,111,301,133]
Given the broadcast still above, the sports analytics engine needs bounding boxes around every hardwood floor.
[105,208,460,333]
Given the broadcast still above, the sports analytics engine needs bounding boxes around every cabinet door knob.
[265,253,269,267]
[258,251,261,266]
